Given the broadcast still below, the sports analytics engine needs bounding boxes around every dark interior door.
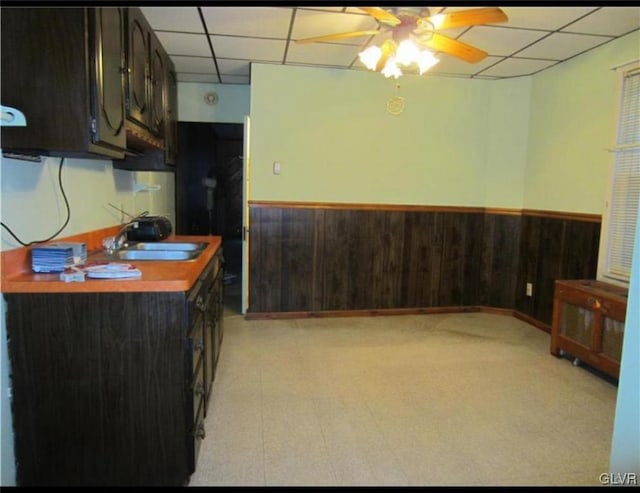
[175,122,244,311]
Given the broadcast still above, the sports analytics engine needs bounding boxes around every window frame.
[597,60,640,287]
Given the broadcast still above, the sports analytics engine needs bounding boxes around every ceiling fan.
[295,7,509,74]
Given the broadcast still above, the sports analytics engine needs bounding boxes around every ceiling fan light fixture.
[381,57,402,79]
[358,45,382,71]
[424,14,443,30]
[396,39,421,66]
[417,50,439,74]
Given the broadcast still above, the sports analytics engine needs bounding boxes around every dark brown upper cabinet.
[150,32,168,137]
[115,7,176,171]
[91,8,128,154]
[125,7,151,132]
[165,67,179,166]
[1,7,177,170]
[1,8,127,159]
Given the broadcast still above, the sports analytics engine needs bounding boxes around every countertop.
[1,229,222,293]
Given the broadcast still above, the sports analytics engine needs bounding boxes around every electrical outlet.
[526,282,533,297]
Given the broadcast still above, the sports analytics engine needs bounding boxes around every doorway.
[175,122,244,313]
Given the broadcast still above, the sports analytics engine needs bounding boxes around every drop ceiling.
[140,5,640,85]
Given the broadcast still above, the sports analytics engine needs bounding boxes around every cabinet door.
[558,301,593,348]
[0,8,100,156]
[126,8,149,128]
[90,7,127,152]
[149,33,167,137]
[165,66,178,166]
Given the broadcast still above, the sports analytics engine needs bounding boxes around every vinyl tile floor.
[189,297,618,487]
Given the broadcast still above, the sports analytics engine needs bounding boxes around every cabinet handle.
[195,423,206,440]
[194,340,204,352]
[194,382,205,397]
[196,296,205,312]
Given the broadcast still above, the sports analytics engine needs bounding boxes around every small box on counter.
[31,242,87,273]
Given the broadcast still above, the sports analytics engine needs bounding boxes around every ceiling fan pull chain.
[387,82,405,116]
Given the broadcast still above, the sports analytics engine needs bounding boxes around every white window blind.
[600,64,640,284]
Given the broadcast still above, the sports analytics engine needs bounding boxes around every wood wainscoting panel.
[478,213,522,309]
[248,202,600,328]
[438,212,484,307]
[515,213,600,327]
[400,210,444,307]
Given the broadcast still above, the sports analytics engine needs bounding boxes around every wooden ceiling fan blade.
[422,33,487,63]
[295,30,381,44]
[423,7,508,30]
[359,7,401,26]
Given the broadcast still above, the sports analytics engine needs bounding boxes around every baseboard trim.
[245,305,480,320]
[245,305,548,330]
[513,310,551,333]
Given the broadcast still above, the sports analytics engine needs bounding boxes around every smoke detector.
[204,92,218,105]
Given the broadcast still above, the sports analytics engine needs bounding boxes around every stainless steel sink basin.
[129,242,207,251]
[114,241,208,261]
[116,250,202,261]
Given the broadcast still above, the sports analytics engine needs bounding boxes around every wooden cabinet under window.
[550,279,628,379]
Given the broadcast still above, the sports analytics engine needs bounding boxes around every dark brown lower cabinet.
[4,254,223,486]
[550,279,628,379]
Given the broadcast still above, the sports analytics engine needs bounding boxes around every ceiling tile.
[140,7,202,33]
[291,8,379,45]
[501,6,598,31]
[156,32,210,57]
[517,32,612,60]
[135,5,640,85]
[176,73,220,83]
[458,25,551,57]
[220,74,251,84]
[201,6,293,38]
[430,55,504,76]
[210,35,286,62]
[217,59,251,77]
[286,41,362,67]
[303,7,348,13]
[170,55,217,74]
[479,58,558,77]
[561,6,640,36]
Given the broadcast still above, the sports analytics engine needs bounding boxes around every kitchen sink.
[128,242,207,251]
[114,241,208,261]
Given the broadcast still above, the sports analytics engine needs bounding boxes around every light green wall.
[178,82,249,123]
[484,77,532,209]
[524,31,640,214]
[250,64,532,207]
[249,32,639,212]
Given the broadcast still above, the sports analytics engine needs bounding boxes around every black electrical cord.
[1,157,71,246]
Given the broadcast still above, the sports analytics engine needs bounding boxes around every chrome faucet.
[103,220,139,255]
[114,220,140,249]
